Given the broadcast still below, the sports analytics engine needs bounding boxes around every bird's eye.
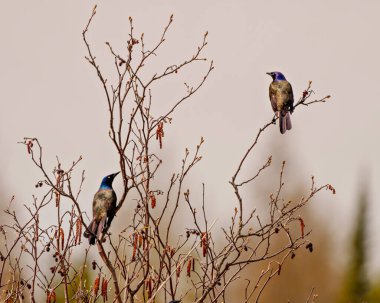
[108,176,110,179]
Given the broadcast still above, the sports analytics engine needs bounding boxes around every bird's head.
[266,71,287,81]
[100,172,120,189]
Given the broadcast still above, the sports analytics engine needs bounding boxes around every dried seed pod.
[93,275,100,297]
[101,278,108,301]
[150,192,156,209]
[75,218,82,245]
[187,258,192,277]
[59,227,65,250]
[201,232,208,257]
[298,217,305,238]
[148,278,152,299]
[145,278,152,299]
[55,191,60,207]
[156,121,164,149]
[132,233,138,261]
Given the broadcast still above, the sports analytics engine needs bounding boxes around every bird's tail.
[279,111,292,134]
[83,217,106,245]
[83,219,97,245]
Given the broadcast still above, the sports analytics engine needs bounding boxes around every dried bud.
[27,140,33,154]
[92,260,97,270]
[327,184,336,194]
[306,243,313,253]
[291,252,296,259]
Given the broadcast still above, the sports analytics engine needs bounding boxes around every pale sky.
[1,1,379,275]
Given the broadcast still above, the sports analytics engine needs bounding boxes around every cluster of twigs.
[0,6,333,303]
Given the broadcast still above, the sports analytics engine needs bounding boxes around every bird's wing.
[92,190,110,218]
[269,83,278,112]
[281,81,294,112]
[106,191,117,227]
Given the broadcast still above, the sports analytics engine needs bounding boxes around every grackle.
[267,71,294,134]
[83,172,119,245]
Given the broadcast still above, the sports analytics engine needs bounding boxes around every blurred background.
[1,1,379,301]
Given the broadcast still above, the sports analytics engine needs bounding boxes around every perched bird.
[267,71,294,134]
[83,172,119,245]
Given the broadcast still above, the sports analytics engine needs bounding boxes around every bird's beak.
[112,171,120,178]
[266,72,271,76]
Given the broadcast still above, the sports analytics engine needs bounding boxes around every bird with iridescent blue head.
[83,172,119,245]
[266,71,294,134]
